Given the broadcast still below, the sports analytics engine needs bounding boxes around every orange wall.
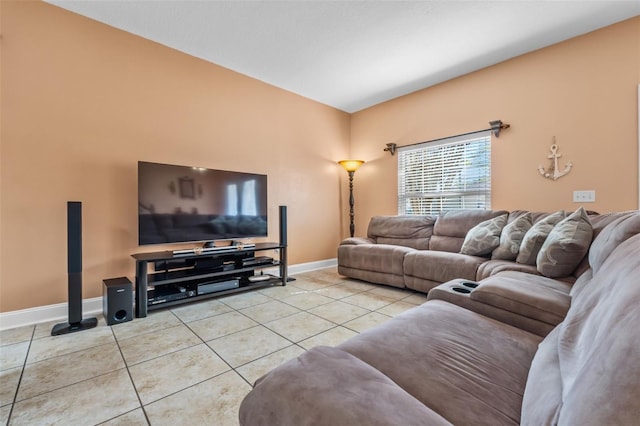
[351,17,639,231]
[1,3,638,314]
[0,1,351,312]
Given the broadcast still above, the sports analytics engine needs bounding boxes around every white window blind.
[398,132,491,215]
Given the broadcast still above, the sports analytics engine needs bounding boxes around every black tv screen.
[138,161,267,245]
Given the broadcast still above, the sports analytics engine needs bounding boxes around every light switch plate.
[573,190,596,202]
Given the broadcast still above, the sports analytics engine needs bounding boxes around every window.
[398,132,491,215]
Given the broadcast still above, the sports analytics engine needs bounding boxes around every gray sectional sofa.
[239,210,640,425]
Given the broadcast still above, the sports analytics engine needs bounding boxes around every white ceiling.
[45,1,639,113]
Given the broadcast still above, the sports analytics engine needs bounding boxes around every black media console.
[132,206,289,318]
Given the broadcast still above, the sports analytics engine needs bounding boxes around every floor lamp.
[338,160,365,237]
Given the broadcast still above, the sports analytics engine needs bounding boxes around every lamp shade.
[338,160,364,172]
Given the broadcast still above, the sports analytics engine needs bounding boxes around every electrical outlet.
[573,190,596,203]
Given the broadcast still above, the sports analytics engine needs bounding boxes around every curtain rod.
[384,120,510,155]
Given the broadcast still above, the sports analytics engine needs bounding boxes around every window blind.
[398,132,491,215]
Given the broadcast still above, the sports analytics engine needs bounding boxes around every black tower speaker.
[51,201,98,335]
[278,205,294,282]
[279,205,287,246]
[103,277,133,326]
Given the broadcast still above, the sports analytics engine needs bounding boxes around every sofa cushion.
[476,260,541,281]
[367,215,435,250]
[239,346,452,426]
[403,250,486,285]
[516,211,565,265]
[492,213,533,260]
[430,209,508,252]
[337,244,415,288]
[339,300,541,426]
[460,214,508,256]
[536,207,592,278]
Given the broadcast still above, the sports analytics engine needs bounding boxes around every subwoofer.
[103,277,133,325]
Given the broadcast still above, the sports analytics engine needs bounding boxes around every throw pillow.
[537,207,593,278]
[492,213,533,260]
[516,211,565,265]
[460,214,508,256]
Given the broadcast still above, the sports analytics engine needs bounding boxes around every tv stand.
[132,206,289,318]
[132,242,286,317]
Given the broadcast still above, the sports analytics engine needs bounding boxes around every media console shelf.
[132,242,287,317]
[132,206,290,318]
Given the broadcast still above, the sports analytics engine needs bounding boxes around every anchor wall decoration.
[538,137,572,181]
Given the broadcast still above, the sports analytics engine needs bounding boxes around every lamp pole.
[347,170,355,238]
[338,160,364,238]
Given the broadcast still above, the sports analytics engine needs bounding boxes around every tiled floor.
[0,267,428,425]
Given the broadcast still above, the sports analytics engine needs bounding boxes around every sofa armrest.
[427,272,572,336]
[339,237,375,245]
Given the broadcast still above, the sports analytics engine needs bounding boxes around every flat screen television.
[138,161,267,246]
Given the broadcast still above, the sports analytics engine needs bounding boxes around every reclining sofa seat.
[426,211,633,336]
[339,209,610,296]
[239,213,640,425]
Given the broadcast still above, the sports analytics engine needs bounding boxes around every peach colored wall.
[0,1,351,312]
[351,17,639,233]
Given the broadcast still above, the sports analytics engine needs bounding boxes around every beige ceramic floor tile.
[235,345,305,386]
[403,293,429,305]
[258,284,307,299]
[100,408,148,425]
[32,319,65,340]
[219,291,272,310]
[32,315,108,340]
[344,312,392,333]
[307,300,370,324]
[289,278,334,291]
[128,343,230,405]
[0,405,10,425]
[207,325,292,367]
[281,292,334,310]
[9,369,139,426]
[144,370,251,426]
[110,310,182,341]
[17,342,125,401]
[311,274,352,286]
[341,280,378,292]
[0,367,21,406]
[118,324,201,366]
[26,325,114,364]
[341,292,396,310]
[170,299,233,323]
[0,341,29,370]
[264,312,335,342]
[0,326,34,347]
[367,286,413,300]
[239,300,301,324]
[315,284,364,300]
[376,300,419,317]
[298,326,359,350]
[188,311,258,341]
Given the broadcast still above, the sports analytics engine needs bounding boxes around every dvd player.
[242,256,274,266]
[198,279,239,295]
[148,285,196,305]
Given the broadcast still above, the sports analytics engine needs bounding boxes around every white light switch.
[573,190,596,203]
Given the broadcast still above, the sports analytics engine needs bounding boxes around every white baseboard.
[0,258,337,331]
[0,297,104,332]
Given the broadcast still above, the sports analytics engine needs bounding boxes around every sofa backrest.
[429,209,509,253]
[366,215,435,250]
[521,213,640,425]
